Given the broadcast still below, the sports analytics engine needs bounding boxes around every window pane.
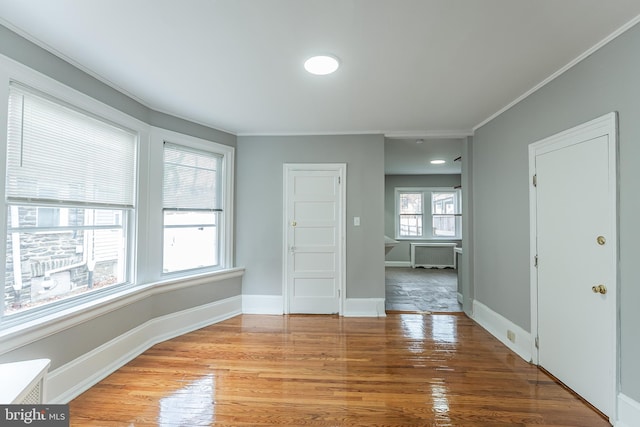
[432,192,456,215]
[433,215,456,237]
[163,211,219,273]
[400,214,422,237]
[400,193,422,215]
[4,206,127,316]
[432,192,457,237]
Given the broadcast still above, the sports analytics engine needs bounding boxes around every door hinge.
[532,174,537,187]
[338,176,341,184]
[535,336,539,349]
[534,255,538,268]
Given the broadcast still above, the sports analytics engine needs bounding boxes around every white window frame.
[0,56,143,328]
[153,128,234,278]
[395,187,462,240]
[0,59,145,326]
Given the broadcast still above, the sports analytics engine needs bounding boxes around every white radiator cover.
[0,358,50,404]
[410,243,457,268]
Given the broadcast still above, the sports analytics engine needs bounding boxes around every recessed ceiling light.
[304,55,340,75]
[430,159,446,165]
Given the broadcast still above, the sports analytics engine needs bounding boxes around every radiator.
[410,243,457,268]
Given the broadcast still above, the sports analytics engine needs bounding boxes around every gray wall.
[384,174,462,262]
[473,22,640,401]
[0,25,240,370]
[237,134,385,299]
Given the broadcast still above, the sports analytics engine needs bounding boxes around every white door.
[284,164,345,314]
[532,113,617,419]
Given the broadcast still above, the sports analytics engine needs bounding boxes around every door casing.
[528,112,618,420]
[282,163,346,315]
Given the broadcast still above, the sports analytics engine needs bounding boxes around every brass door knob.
[592,284,607,295]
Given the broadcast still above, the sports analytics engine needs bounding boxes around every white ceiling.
[385,138,462,175]
[1,1,639,173]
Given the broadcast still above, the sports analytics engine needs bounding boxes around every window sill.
[0,267,245,355]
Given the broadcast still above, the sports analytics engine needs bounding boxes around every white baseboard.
[457,292,463,304]
[471,300,532,363]
[617,393,640,427]
[242,295,284,315]
[343,298,386,317]
[385,261,411,268]
[47,295,242,403]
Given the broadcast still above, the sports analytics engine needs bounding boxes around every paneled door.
[283,164,345,314]
[530,113,617,420]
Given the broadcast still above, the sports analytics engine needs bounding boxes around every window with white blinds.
[3,82,137,319]
[162,142,223,273]
[6,83,137,208]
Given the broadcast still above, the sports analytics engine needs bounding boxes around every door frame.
[528,112,618,418]
[282,163,346,315]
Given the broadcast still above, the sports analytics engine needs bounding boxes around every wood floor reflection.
[69,314,609,426]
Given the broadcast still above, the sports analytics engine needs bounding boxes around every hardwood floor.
[70,314,609,426]
[385,267,462,312]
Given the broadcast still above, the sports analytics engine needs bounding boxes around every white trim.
[343,298,386,317]
[0,268,244,355]
[282,163,346,315]
[237,130,474,138]
[528,112,618,420]
[242,295,284,315]
[471,300,532,363]
[617,393,640,427]
[474,14,640,131]
[384,130,473,139]
[385,261,411,268]
[47,295,241,403]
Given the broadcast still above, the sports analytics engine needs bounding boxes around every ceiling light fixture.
[304,55,340,75]
[430,159,446,165]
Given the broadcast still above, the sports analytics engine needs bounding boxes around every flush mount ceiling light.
[304,55,340,75]
[430,159,446,165]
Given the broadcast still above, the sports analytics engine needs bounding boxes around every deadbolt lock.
[597,236,606,246]
[592,284,607,295]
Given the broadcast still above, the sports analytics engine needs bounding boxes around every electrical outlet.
[507,330,516,343]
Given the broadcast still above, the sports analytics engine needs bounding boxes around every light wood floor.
[70,314,609,426]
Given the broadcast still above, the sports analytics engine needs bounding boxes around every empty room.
[0,2,639,426]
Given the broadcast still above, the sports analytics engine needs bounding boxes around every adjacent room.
[0,1,639,426]
[384,137,463,313]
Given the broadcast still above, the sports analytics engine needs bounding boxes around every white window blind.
[163,143,222,210]
[6,83,137,208]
